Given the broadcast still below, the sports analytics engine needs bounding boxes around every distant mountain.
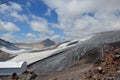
[15,39,56,49]
[0,38,17,60]
[39,39,56,47]
[0,38,26,54]
[0,38,18,50]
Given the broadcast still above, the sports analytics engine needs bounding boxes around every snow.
[58,42,70,48]
[58,40,79,48]
[8,42,78,65]
[0,61,25,68]
[0,47,26,54]
[58,36,93,48]
[78,35,93,42]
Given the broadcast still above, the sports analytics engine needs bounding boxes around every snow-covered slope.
[8,40,81,65]
[0,47,26,54]
[0,38,28,54]
[8,36,92,65]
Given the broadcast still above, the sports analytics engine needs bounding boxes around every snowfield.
[8,43,77,65]
[7,36,93,65]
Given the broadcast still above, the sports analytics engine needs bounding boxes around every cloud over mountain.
[44,0,120,39]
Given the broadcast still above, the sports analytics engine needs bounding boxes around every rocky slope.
[40,39,56,47]
[0,38,17,61]
[0,50,15,61]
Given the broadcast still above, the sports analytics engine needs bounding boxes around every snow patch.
[0,47,26,54]
[78,35,93,42]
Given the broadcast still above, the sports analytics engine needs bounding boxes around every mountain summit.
[40,39,56,47]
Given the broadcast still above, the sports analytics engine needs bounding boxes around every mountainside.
[40,39,56,47]
[28,30,120,72]
[86,30,120,44]
[0,38,18,50]
[0,39,18,61]
[0,50,15,61]
[6,30,120,73]
[0,38,27,54]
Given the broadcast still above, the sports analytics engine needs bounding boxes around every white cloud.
[45,9,51,16]
[0,2,22,14]
[16,34,65,43]
[44,0,120,40]
[0,2,28,22]
[0,33,16,42]
[9,2,22,11]
[10,11,28,22]
[26,33,36,38]
[0,4,9,14]
[51,35,65,42]
[16,34,48,43]
[0,20,20,32]
[30,16,54,34]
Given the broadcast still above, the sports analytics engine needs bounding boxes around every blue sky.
[0,0,65,43]
[0,0,120,43]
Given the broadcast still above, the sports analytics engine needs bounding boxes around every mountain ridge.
[15,38,56,49]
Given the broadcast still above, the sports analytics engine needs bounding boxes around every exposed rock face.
[0,50,14,61]
[28,30,120,72]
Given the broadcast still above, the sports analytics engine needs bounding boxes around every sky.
[0,0,120,43]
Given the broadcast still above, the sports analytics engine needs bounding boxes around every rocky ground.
[0,63,92,80]
[1,48,120,80]
[0,45,120,80]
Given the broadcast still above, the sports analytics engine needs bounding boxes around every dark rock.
[40,39,56,47]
